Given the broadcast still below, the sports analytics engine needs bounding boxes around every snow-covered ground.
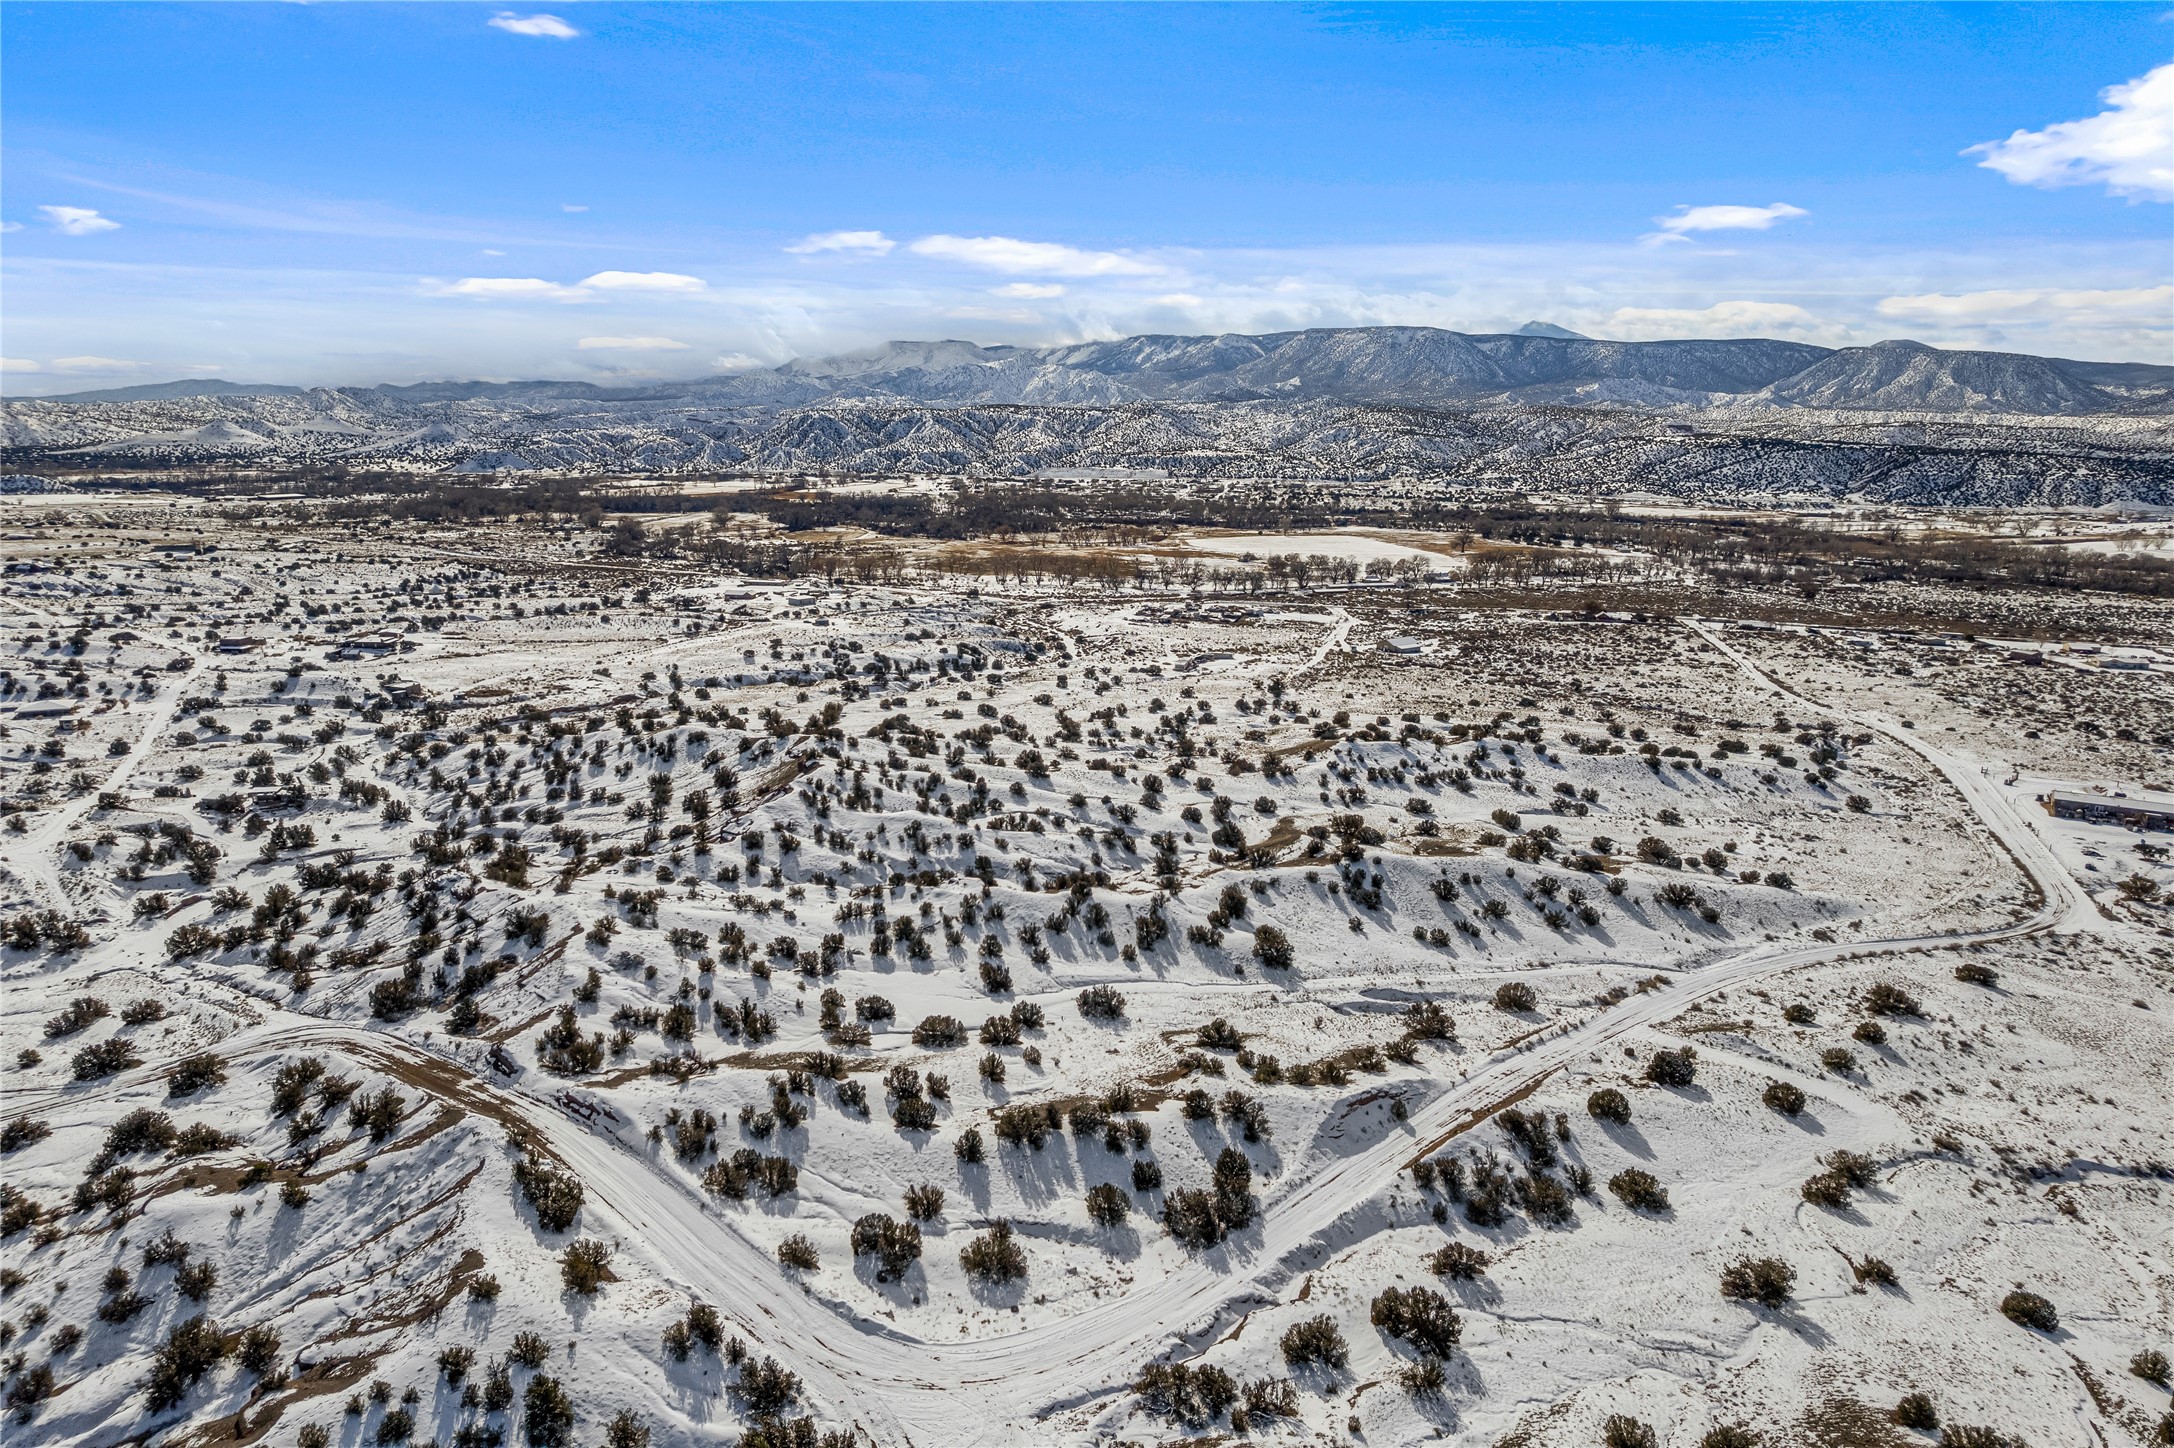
[1182,532,1457,568]
[1,498,2168,1448]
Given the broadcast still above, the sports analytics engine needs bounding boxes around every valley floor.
[1,497,2169,1448]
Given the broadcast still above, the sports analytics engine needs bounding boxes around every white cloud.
[1603,300,1819,339]
[1878,284,2174,322]
[49,356,142,374]
[711,353,768,372]
[1,358,41,373]
[432,277,590,302]
[785,230,896,257]
[577,270,707,293]
[429,271,704,302]
[1645,202,1808,246]
[1967,64,2174,202]
[480,248,506,257]
[577,336,689,351]
[489,12,579,39]
[0,222,20,234]
[942,306,1041,323]
[561,203,589,213]
[991,282,1065,299]
[909,234,1162,277]
[40,205,120,236]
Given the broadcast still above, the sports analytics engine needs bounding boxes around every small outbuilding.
[2045,791,2174,830]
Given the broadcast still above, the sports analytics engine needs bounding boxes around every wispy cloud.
[577,271,706,293]
[489,12,579,40]
[51,170,592,248]
[40,205,120,236]
[430,271,706,302]
[561,203,589,213]
[1,358,42,373]
[908,234,1163,277]
[1878,284,2173,322]
[1967,63,2174,202]
[1644,203,1807,246]
[50,355,142,374]
[1603,300,1821,338]
[432,277,591,302]
[992,282,1066,299]
[578,336,689,350]
[785,230,896,257]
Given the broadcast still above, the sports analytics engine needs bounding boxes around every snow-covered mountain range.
[5,327,2171,505]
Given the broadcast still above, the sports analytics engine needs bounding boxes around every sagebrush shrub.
[849,1214,922,1278]
[1251,926,1294,971]
[1134,1360,1237,1424]
[1801,1171,1851,1208]
[1076,985,1126,1019]
[959,1220,1026,1282]
[166,1054,226,1097]
[1699,1426,1760,1448]
[523,1374,575,1448]
[1719,1255,1795,1308]
[1762,1080,1807,1115]
[1426,1242,1489,1279]
[1863,982,1920,1017]
[1999,1289,2058,1332]
[1279,1315,1348,1369]
[1645,1047,1696,1087]
[1493,981,1537,1012]
[1085,1183,1128,1226]
[513,1158,583,1233]
[1940,1428,2026,1448]
[143,1315,230,1410]
[1399,1356,1445,1396]
[1370,1286,1461,1357]
[1608,1169,1669,1213]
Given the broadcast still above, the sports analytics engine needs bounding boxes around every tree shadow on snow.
[995,1139,1082,1208]
[1591,1118,1656,1161]
[850,1255,930,1307]
[956,1160,993,1213]
[1781,1109,1830,1138]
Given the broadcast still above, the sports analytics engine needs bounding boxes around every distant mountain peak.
[11,326,2167,423]
[24,377,303,404]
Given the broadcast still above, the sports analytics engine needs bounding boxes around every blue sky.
[3,2,2168,391]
